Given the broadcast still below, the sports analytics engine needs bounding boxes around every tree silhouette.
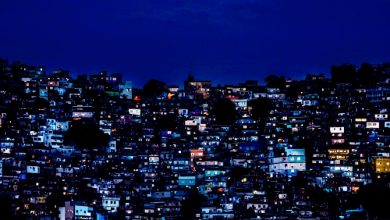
[248,97,272,130]
[0,193,13,219]
[248,98,272,121]
[212,98,237,125]
[227,166,250,187]
[143,79,167,99]
[331,64,356,84]
[357,63,376,85]
[33,98,49,112]
[296,135,314,167]
[64,122,109,150]
[265,74,286,89]
[358,182,390,218]
[285,83,300,99]
[180,188,205,219]
[155,114,178,130]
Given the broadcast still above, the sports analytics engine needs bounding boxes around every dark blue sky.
[1,0,389,87]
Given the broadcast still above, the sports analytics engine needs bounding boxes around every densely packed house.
[0,58,389,219]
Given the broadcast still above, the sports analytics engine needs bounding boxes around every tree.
[143,79,167,99]
[296,134,314,167]
[285,83,300,99]
[248,97,272,121]
[357,63,376,85]
[33,98,49,112]
[358,183,390,218]
[64,122,109,150]
[155,113,179,131]
[0,193,13,219]
[181,188,205,219]
[265,74,286,89]
[227,166,250,187]
[212,98,237,125]
[331,64,356,84]
[248,97,272,129]
[327,192,341,218]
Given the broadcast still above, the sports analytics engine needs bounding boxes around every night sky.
[1,0,390,87]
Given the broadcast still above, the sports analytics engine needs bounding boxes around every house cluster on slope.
[0,58,389,219]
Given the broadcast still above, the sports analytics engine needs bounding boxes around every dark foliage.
[143,79,167,99]
[212,98,237,125]
[264,74,286,89]
[248,97,272,130]
[248,97,272,121]
[357,183,390,219]
[180,188,205,219]
[331,64,356,84]
[155,114,178,130]
[357,63,376,85]
[296,135,314,167]
[285,83,300,98]
[64,122,109,150]
[33,98,49,111]
[227,167,250,187]
[0,193,13,219]
[327,193,341,218]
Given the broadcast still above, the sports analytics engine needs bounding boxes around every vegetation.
[64,122,109,150]
[264,74,286,89]
[248,97,272,130]
[212,98,237,125]
[142,79,167,99]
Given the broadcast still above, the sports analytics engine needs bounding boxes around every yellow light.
[168,93,174,100]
